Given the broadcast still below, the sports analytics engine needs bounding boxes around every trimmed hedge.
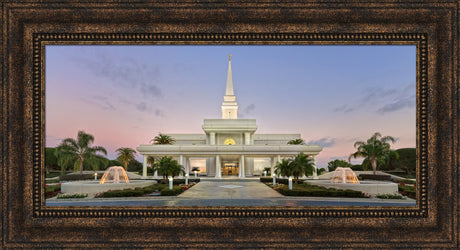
[45,184,61,198]
[392,178,416,185]
[398,184,416,199]
[268,183,367,198]
[278,188,365,198]
[160,186,184,196]
[95,183,193,198]
[59,173,103,181]
[260,177,290,185]
[359,174,391,181]
[157,178,200,185]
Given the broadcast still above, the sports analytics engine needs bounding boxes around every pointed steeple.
[221,54,238,119]
[225,54,234,96]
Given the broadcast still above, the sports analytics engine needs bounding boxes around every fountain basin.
[305,180,398,197]
[61,180,156,194]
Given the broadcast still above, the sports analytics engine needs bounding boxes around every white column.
[185,157,190,175]
[210,132,216,145]
[142,155,148,178]
[312,155,319,179]
[271,156,276,176]
[215,155,221,178]
[244,132,251,145]
[179,155,184,177]
[154,156,158,178]
[277,155,281,177]
[239,155,246,178]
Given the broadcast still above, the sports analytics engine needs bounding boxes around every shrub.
[271,183,366,198]
[377,194,404,199]
[359,174,391,181]
[398,184,416,199]
[260,177,290,184]
[158,178,200,185]
[160,186,184,196]
[45,184,61,198]
[59,174,102,181]
[57,193,88,199]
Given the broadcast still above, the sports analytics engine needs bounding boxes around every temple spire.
[225,54,234,96]
[221,54,238,119]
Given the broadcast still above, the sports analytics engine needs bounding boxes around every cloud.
[307,137,336,148]
[376,95,415,114]
[136,102,149,112]
[244,104,256,113]
[154,109,166,117]
[71,49,163,99]
[333,104,354,113]
[82,95,116,111]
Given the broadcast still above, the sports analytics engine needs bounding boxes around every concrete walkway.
[178,180,283,199]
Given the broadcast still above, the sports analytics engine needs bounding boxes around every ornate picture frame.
[1,1,458,248]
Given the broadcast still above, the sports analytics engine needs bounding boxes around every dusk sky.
[45,45,416,169]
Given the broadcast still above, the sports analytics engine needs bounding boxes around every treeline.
[328,148,416,175]
[45,147,143,173]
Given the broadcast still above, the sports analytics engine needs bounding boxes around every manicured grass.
[45,172,62,178]
[266,183,367,198]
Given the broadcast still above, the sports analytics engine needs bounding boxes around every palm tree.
[349,132,398,175]
[274,158,294,178]
[291,153,314,182]
[116,147,137,171]
[55,130,107,174]
[153,156,185,179]
[287,138,305,145]
[151,133,176,145]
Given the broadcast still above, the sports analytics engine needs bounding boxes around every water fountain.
[330,167,360,184]
[100,166,130,184]
[306,167,398,197]
[60,166,154,194]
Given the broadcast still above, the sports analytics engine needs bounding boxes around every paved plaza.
[46,179,416,207]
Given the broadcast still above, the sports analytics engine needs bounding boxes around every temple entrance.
[222,163,239,176]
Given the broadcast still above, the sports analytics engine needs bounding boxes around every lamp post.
[185,173,189,185]
[288,176,293,190]
[194,170,197,179]
[168,176,173,190]
[94,172,98,181]
[272,173,276,186]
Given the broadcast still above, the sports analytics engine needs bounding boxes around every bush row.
[59,174,102,181]
[359,174,391,181]
[260,178,292,185]
[95,184,190,198]
[45,184,61,198]
[156,178,200,185]
[398,184,416,199]
[277,187,365,198]
[392,178,416,185]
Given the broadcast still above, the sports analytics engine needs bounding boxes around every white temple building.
[137,55,322,178]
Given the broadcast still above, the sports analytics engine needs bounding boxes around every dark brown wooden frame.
[1,1,458,248]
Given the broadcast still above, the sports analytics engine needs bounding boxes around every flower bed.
[94,183,197,198]
[266,183,368,198]
[45,183,61,198]
[398,184,416,199]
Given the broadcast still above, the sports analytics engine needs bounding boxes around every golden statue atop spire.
[229,54,231,61]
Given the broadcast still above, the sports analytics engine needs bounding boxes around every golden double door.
[222,163,239,176]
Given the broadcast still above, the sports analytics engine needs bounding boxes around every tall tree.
[287,138,305,145]
[151,133,176,145]
[55,130,107,174]
[116,147,137,171]
[349,132,398,175]
[274,154,313,183]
